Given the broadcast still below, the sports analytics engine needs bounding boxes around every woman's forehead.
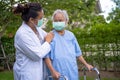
[54,12,64,18]
[37,11,44,19]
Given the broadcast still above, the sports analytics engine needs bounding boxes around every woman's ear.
[29,17,37,24]
[65,20,68,24]
[29,17,34,22]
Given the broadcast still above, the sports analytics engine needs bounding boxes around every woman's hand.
[51,70,60,80]
[45,32,54,43]
[85,63,93,71]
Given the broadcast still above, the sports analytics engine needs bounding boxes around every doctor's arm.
[45,58,60,79]
[16,32,54,61]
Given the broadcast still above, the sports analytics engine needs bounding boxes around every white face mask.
[53,21,66,31]
[32,18,43,28]
[37,18,43,27]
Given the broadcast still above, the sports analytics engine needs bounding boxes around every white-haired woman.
[44,9,93,80]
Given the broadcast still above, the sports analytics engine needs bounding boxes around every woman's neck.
[26,22,38,34]
[57,30,65,35]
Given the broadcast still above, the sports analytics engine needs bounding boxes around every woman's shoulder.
[63,30,76,41]
[65,30,74,36]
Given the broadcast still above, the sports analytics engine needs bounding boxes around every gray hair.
[52,9,69,22]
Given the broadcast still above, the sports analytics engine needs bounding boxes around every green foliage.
[0,37,15,68]
[1,37,15,55]
[30,0,104,29]
[0,0,106,36]
[107,0,120,24]
[0,0,119,71]
[71,23,120,71]
[0,0,23,37]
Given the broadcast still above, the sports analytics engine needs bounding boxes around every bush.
[71,23,120,71]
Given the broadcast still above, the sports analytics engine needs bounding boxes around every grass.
[0,71,13,80]
[0,71,120,80]
[80,77,120,80]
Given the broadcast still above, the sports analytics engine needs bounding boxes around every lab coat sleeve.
[73,35,82,57]
[16,34,50,61]
[44,42,54,60]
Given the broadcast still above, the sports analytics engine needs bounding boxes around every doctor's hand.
[45,32,54,43]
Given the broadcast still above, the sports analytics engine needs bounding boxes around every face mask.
[53,22,65,31]
[37,18,43,27]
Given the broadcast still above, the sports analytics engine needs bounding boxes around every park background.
[0,0,120,80]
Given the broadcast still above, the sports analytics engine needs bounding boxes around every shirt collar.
[22,21,33,33]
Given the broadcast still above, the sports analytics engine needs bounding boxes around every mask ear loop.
[37,18,44,27]
[30,17,40,28]
[29,17,35,25]
[41,18,48,28]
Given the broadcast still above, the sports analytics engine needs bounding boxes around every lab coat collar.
[22,21,34,33]
[22,21,43,43]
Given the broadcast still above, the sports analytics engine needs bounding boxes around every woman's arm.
[78,55,93,71]
[45,58,60,79]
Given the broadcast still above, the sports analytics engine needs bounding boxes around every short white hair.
[52,9,69,22]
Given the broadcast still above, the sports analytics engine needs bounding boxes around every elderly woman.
[44,9,93,80]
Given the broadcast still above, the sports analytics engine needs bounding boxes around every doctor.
[13,2,54,80]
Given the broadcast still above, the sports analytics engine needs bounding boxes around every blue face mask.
[37,18,43,27]
[53,22,65,31]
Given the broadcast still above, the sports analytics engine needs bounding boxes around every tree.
[0,0,106,37]
[0,0,12,38]
[107,0,120,24]
[30,0,104,28]
[0,0,28,38]
[45,0,98,23]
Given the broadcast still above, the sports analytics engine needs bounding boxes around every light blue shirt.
[45,30,82,80]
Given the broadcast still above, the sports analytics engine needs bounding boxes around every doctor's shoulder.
[15,26,30,39]
[39,28,47,36]
[15,25,24,36]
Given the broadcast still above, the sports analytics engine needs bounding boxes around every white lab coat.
[13,22,50,80]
